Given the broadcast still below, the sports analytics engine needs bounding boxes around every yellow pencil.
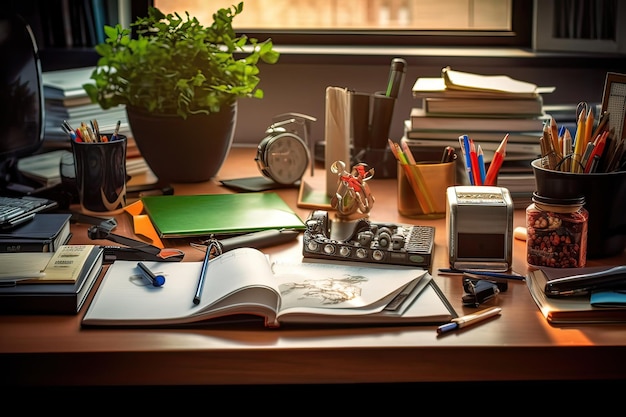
[388,140,435,214]
[571,109,586,173]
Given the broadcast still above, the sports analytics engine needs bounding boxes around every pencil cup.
[397,160,456,219]
[532,158,626,258]
[71,134,127,215]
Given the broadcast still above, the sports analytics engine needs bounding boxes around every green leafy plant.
[83,2,280,119]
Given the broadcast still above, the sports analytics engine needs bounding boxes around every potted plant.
[83,2,280,183]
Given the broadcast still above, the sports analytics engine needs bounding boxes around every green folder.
[141,192,306,238]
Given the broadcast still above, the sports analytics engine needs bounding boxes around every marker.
[137,262,165,287]
[437,306,502,334]
[385,57,407,98]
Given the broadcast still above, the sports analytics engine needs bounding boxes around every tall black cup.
[532,158,626,258]
[71,135,127,215]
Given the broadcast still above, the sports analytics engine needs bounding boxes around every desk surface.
[2,146,626,387]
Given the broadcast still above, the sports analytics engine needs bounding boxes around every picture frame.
[601,72,626,144]
[532,0,626,53]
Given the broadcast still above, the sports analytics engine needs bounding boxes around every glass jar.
[526,193,588,268]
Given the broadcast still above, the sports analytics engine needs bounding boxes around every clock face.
[266,134,309,184]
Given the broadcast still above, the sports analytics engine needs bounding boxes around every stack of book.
[42,67,131,146]
[41,67,150,180]
[0,244,104,314]
[404,67,555,207]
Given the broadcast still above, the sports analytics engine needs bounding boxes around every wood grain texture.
[2,146,625,386]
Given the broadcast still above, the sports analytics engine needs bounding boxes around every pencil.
[550,116,561,160]
[561,128,572,172]
[571,108,586,172]
[484,133,508,186]
[477,145,486,185]
[469,139,481,185]
[388,139,435,214]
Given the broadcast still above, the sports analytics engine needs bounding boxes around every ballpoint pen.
[437,306,502,334]
[193,240,221,305]
[137,261,165,287]
[193,241,212,305]
[438,268,525,281]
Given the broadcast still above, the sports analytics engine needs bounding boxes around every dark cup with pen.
[71,134,128,215]
[532,158,626,258]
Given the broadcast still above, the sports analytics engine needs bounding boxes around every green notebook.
[141,192,306,238]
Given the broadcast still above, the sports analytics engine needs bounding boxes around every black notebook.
[0,213,72,253]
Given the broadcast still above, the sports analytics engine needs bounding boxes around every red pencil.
[484,133,509,186]
[469,139,481,186]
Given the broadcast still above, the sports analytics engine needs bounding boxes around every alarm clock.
[255,117,312,185]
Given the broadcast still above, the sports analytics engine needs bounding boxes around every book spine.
[0,241,51,253]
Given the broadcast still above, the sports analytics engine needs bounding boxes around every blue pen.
[193,240,221,305]
[137,262,166,287]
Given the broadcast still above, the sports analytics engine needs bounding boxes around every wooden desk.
[2,146,626,387]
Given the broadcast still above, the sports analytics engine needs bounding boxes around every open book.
[82,247,455,328]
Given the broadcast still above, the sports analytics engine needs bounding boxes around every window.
[153,0,531,47]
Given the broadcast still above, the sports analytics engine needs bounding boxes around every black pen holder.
[351,91,397,178]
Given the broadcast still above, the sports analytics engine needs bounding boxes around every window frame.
[146,0,532,48]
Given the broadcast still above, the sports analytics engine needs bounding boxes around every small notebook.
[141,192,306,238]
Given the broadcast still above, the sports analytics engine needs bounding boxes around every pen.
[112,120,121,141]
[459,135,474,185]
[484,133,508,186]
[137,262,165,287]
[193,241,217,305]
[440,146,456,163]
[437,306,502,334]
[385,57,406,98]
[438,268,525,281]
[219,229,300,252]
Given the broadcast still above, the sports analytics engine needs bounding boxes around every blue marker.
[137,262,165,287]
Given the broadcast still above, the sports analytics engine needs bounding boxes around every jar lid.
[532,192,585,206]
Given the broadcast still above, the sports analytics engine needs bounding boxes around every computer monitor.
[0,12,44,194]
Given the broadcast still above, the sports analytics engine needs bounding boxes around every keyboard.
[0,195,59,230]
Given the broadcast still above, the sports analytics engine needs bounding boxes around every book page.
[0,252,51,280]
[270,258,427,316]
[442,67,538,94]
[82,248,280,326]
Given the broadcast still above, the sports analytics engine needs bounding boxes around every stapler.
[78,214,184,263]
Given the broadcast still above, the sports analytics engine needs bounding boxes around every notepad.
[141,192,306,238]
